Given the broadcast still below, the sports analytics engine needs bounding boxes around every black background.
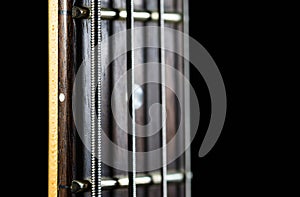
[188,1,284,196]
[189,2,248,195]
[12,1,294,196]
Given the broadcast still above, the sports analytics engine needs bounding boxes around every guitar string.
[90,0,96,196]
[90,1,190,197]
[183,0,192,196]
[97,0,102,196]
[158,0,168,196]
[126,0,136,197]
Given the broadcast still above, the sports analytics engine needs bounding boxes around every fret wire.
[158,0,167,197]
[126,0,136,197]
[97,0,102,196]
[183,0,192,197]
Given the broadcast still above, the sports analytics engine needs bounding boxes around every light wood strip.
[48,0,58,196]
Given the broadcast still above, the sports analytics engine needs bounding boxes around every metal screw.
[72,6,90,19]
[71,180,91,193]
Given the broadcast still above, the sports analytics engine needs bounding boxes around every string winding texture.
[97,0,102,196]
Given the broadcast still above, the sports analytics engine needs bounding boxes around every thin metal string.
[90,0,96,196]
[158,0,167,196]
[183,0,192,197]
[91,0,102,196]
[97,0,102,196]
[126,0,136,197]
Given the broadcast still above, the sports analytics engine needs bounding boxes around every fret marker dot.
[59,93,65,102]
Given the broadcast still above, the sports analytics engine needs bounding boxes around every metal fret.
[71,172,189,193]
[72,7,182,22]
